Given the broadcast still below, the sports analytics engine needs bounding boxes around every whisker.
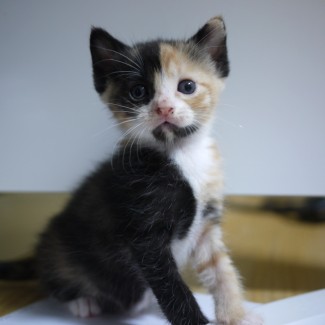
[131,43,145,68]
[92,117,140,138]
[103,102,139,112]
[95,58,141,73]
[125,99,140,108]
[128,124,146,169]
[109,110,138,116]
[91,46,142,70]
[105,70,142,78]
[121,122,145,170]
[110,120,145,169]
[135,127,147,162]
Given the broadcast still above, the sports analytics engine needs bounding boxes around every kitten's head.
[90,17,229,145]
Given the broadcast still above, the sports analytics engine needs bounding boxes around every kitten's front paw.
[216,311,263,325]
[237,311,263,325]
[67,297,102,318]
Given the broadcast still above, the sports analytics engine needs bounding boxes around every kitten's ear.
[190,16,229,77]
[90,27,129,93]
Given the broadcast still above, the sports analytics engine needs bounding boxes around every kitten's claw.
[67,297,102,318]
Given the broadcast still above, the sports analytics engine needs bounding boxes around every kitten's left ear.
[190,16,229,77]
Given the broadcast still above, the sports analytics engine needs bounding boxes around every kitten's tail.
[0,257,37,280]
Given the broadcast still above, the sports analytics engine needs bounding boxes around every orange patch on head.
[160,44,178,77]
[159,43,223,123]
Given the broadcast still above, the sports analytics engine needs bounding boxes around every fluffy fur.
[1,17,263,325]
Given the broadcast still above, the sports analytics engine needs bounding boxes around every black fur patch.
[90,29,161,115]
[105,145,197,239]
[107,41,161,112]
[36,146,208,324]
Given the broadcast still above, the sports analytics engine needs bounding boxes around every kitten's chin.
[152,122,199,142]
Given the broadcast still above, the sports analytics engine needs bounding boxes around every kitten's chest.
[169,137,224,267]
[170,137,223,202]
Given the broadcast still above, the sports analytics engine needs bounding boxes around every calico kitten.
[2,17,262,325]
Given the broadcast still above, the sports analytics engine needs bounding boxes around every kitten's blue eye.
[177,80,196,94]
[130,85,146,101]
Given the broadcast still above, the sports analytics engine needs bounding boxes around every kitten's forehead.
[133,40,213,80]
[130,41,161,78]
[159,42,214,78]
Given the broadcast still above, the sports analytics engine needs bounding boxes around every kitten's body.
[4,17,262,325]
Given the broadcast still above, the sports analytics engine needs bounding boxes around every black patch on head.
[152,123,199,142]
[90,28,161,115]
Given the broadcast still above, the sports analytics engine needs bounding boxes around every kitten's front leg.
[130,237,209,325]
[192,223,263,325]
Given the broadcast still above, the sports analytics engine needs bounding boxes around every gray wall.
[1,0,324,195]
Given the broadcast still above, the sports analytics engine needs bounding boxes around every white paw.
[238,311,264,325]
[67,297,102,318]
[128,289,154,315]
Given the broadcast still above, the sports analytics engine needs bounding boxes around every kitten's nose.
[156,106,174,118]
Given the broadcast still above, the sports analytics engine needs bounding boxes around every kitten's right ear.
[90,27,129,93]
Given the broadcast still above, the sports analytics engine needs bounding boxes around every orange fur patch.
[201,142,224,209]
[159,43,222,123]
[196,251,221,274]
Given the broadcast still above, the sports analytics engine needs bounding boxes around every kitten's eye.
[177,80,196,94]
[129,85,147,101]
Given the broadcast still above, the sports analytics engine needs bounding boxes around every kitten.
[2,17,262,325]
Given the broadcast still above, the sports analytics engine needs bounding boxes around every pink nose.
[156,106,174,117]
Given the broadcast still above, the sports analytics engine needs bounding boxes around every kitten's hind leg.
[192,223,263,325]
[67,297,102,318]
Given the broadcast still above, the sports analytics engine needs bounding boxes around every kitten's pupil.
[177,80,196,94]
[130,85,146,101]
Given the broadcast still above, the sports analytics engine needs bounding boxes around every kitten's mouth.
[152,122,199,142]
[161,121,174,128]
[156,121,179,133]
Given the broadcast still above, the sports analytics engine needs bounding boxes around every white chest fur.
[171,136,215,197]
[169,135,223,268]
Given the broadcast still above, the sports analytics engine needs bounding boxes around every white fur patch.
[128,289,155,315]
[170,134,221,268]
[67,297,101,318]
